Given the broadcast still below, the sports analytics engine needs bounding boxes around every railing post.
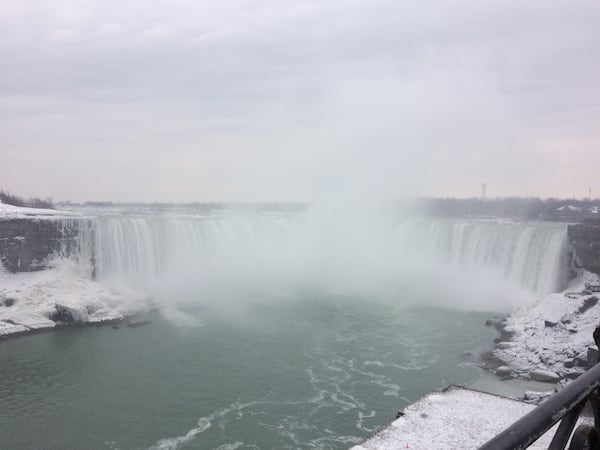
[552,325,600,450]
[593,327,600,434]
[548,401,585,449]
[567,326,600,450]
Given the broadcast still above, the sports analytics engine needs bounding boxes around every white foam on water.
[149,400,274,450]
[149,417,211,450]
[215,442,244,450]
[356,410,377,432]
[363,361,385,367]
[391,354,440,371]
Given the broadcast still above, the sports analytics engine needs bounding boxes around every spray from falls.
[80,209,570,312]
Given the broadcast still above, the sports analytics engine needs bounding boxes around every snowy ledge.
[0,260,153,338]
[351,386,591,449]
[0,201,79,220]
[487,271,600,382]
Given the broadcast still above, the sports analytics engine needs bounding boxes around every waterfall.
[397,219,569,296]
[84,211,569,297]
[89,213,296,282]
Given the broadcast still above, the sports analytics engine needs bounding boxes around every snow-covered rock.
[54,301,89,322]
[496,342,514,350]
[492,271,600,379]
[0,258,150,337]
[522,390,554,404]
[529,369,561,382]
[495,366,512,377]
[0,320,28,336]
[3,312,55,330]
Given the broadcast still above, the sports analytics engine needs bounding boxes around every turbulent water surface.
[0,207,570,449]
[0,300,496,449]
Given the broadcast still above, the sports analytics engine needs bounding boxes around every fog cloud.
[1,0,599,201]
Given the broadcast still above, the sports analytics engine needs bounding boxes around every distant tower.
[589,187,592,200]
[481,183,487,200]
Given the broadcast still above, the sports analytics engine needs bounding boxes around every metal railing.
[479,327,600,450]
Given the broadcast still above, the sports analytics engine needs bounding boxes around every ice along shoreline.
[0,259,155,340]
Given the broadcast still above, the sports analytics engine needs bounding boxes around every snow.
[55,301,90,321]
[2,312,56,330]
[555,205,582,212]
[529,369,561,382]
[0,320,28,336]
[492,271,600,378]
[0,258,152,337]
[0,201,78,219]
[352,386,590,449]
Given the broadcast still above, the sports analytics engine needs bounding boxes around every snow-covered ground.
[352,386,591,449]
[491,271,600,381]
[0,201,79,219]
[0,258,153,337]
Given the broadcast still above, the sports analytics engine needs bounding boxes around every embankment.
[0,217,91,272]
[568,221,600,276]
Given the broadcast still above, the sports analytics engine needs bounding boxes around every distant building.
[550,204,600,222]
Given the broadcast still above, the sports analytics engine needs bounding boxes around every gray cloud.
[1,0,599,201]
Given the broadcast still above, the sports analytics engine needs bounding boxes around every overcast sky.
[1,0,599,202]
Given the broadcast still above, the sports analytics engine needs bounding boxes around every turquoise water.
[0,297,497,449]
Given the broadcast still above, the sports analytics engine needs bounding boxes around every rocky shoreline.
[481,271,600,391]
[0,314,157,341]
[0,259,154,340]
[0,315,122,340]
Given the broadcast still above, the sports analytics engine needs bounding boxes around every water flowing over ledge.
[0,198,573,300]
[0,206,574,341]
[83,212,570,298]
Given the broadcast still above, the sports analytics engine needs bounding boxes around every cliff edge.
[568,220,600,276]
